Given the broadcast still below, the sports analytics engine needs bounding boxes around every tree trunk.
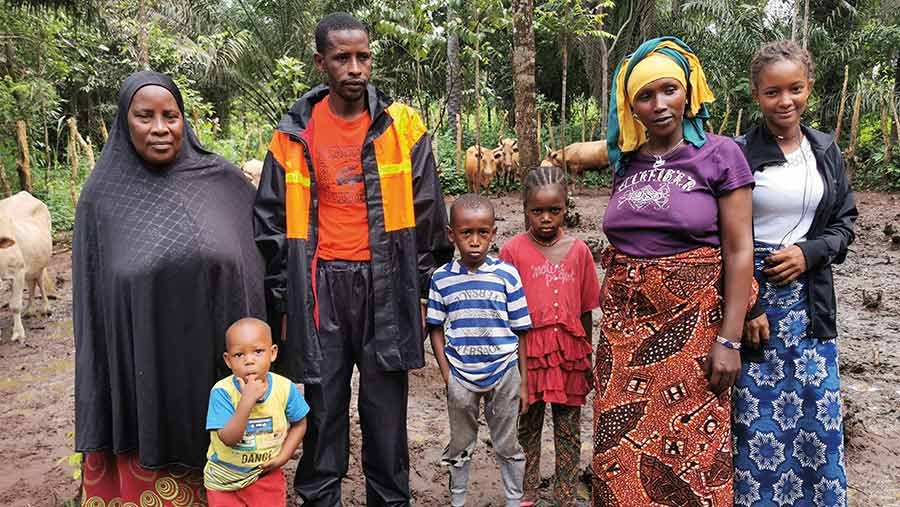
[561,42,568,175]
[547,113,557,151]
[446,4,461,142]
[581,99,587,142]
[475,8,483,193]
[801,0,810,49]
[138,0,150,69]
[791,0,800,41]
[456,113,463,173]
[734,109,743,137]
[511,0,540,173]
[537,111,542,157]
[599,2,609,136]
[15,121,32,193]
[835,65,849,141]
[889,92,900,146]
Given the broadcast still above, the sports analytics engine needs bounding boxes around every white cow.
[0,191,52,342]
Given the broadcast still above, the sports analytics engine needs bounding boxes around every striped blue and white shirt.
[426,256,532,391]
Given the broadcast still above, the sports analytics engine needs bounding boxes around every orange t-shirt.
[310,97,372,261]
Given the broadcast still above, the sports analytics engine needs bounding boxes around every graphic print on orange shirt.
[310,97,372,260]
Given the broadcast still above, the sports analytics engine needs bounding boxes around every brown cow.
[543,140,609,175]
[464,145,501,193]
[494,138,520,186]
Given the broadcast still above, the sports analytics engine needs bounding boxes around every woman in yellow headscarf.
[593,37,755,506]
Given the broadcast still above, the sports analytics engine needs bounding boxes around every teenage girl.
[499,166,600,507]
[732,40,857,506]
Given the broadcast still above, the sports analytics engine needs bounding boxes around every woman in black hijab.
[73,71,265,505]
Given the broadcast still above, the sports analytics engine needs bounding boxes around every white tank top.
[752,137,824,247]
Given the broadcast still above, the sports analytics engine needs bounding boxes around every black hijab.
[73,71,266,469]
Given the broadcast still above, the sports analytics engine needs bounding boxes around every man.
[253,12,453,507]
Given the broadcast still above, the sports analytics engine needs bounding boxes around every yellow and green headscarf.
[606,36,716,175]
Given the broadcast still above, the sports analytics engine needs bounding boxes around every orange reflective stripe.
[374,103,424,232]
[269,131,310,239]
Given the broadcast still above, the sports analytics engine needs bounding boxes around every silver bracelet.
[716,335,741,350]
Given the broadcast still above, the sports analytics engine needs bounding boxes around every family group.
[72,11,855,507]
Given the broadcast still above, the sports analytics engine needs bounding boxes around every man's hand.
[705,342,741,394]
[763,245,807,286]
[743,314,770,350]
[238,374,268,403]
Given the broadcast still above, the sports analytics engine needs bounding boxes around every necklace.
[529,229,562,248]
[645,139,685,169]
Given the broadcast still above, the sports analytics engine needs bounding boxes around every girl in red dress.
[499,166,601,507]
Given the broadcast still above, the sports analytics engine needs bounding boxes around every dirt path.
[1,190,898,506]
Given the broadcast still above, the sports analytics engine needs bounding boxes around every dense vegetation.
[2,0,899,235]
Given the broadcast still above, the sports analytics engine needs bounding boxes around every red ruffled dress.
[500,233,601,406]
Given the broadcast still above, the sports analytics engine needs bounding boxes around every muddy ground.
[1,189,898,506]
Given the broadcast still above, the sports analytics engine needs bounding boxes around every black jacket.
[736,122,858,340]
[253,85,453,383]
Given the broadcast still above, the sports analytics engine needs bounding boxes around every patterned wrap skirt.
[592,246,733,507]
[81,451,207,506]
[731,243,847,507]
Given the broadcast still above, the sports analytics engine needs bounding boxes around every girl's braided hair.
[750,40,815,90]
[522,166,568,205]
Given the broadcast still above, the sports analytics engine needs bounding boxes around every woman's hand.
[705,342,741,393]
[763,245,807,286]
[743,314,770,350]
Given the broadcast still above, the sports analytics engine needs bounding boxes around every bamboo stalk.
[718,95,731,135]
[67,117,80,206]
[0,161,11,197]
[882,95,893,164]
[537,112,542,157]
[70,119,95,171]
[846,85,863,181]
[15,120,32,192]
[835,65,850,141]
[734,108,743,137]
[99,117,109,142]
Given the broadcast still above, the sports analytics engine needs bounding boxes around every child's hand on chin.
[237,374,268,402]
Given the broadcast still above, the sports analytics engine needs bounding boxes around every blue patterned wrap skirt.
[732,242,847,507]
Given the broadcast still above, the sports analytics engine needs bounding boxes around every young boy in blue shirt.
[204,317,309,506]
[427,193,532,507]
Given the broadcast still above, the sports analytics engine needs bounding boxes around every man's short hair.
[449,193,496,227]
[315,12,369,53]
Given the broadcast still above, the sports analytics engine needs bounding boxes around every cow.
[241,159,264,188]
[0,191,52,342]
[542,140,609,175]
[494,138,520,186]
[464,145,502,193]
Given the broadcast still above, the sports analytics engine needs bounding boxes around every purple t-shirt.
[603,134,753,258]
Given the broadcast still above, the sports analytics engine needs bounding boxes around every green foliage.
[576,169,612,188]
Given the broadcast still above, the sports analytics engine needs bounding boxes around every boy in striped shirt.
[427,193,532,507]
